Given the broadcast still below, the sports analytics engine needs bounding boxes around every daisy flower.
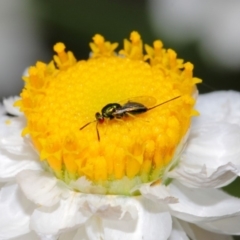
[1,31,240,240]
[147,0,240,69]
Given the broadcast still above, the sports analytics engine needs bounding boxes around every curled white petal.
[0,151,41,181]
[73,217,103,240]
[3,96,23,116]
[0,182,35,239]
[186,123,240,168]
[197,215,240,235]
[0,103,6,116]
[22,67,29,77]
[59,229,78,240]
[172,122,240,188]
[179,220,233,240]
[30,192,90,235]
[0,135,36,156]
[102,203,171,240]
[139,182,179,204]
[37,234,60,240]
[0,115,25,139]
[17,170,70,207]
[0,127,41,181]
[11,232,39,240]
[169,162,238,189]
[70,176,107,194]
[0,128,38,158]
[168,181,240,222]
[175,91,240,188]
[168,217,189,240]
[194,90,240,127]
[141,180,240,223]
[73,198,172,240]
[30,187,173,239]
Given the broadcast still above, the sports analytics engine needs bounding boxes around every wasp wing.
[118,96,157,108]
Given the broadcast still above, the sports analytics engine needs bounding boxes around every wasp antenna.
[148,96,181,111]
[96,122,100,141]
[80,120,96,131]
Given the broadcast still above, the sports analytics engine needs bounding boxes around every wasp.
[80,95,181,141]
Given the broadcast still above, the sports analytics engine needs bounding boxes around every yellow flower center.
[15,31,201,194]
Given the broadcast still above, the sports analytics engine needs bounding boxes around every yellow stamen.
[53,42,77,70]
[90,34,118,58]
[16,31,200,194]
[119,31,143,60]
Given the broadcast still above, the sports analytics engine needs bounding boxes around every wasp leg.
[126,112,150,123]
[125,112,136,118]
[96,122,100,141]
[114,118,124,122]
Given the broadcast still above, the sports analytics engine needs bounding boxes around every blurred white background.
[0,0,46,98]
[147,0,240,70]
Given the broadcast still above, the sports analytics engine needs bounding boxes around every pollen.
[16,31,200,194]
[5,119,11,125]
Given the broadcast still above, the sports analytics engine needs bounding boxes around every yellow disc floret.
[15,31,201,195]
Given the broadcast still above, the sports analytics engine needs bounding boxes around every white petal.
[168,218,189,240]
[32,192,172,239]
[59,229,78,240]
[0,134,41,181]
[73,217,103,240]
[73,198,172,240]
[0,103,6,116]
[11,231,39,240]
[172,122,240,188]
[0,182,35,239]
[141,180,240,223]
[0,134,37,156]
[16,170,69,207]
[169,181,240,223]
[195,90,240,127]
[22,67,29,77]
[169,162,238,189]
[179,220,233,240]
[186,122,240,168]
[37,234,60,240]
[139,182,179,204]
[3,96,23,116]
[0,115,25,138]
[0,151,41,181]
[197,215,240,235]
[102,198,172,240]
[70,176,107,194]
[30,192,89,235]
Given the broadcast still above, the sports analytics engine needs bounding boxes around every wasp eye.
[95,112,104,123]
